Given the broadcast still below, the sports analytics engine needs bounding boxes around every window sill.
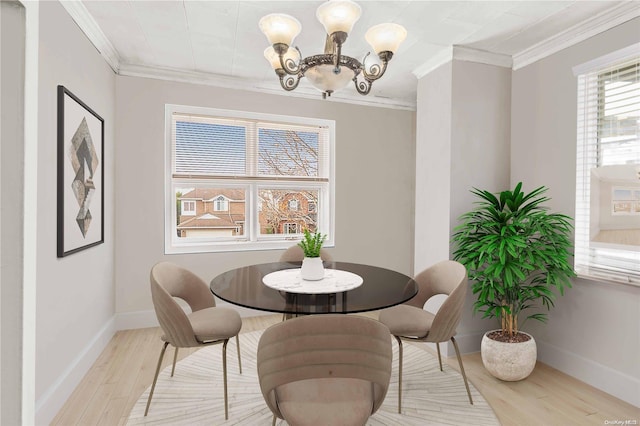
[576,270,640,288]
[165,239,335,255]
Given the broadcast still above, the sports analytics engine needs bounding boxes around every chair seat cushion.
[187,307,242,342]
[276,378,373,425]
[378,305,434,338]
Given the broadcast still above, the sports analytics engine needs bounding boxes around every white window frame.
[181,200,196,216]
[212,196,229,212]
[165,104,335,254]
[573,44,640,286]
[283,223,299,234]
[611,187,640,216]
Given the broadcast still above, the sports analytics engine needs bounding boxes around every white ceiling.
[74,0,638,109]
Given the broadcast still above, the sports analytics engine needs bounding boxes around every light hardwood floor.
[52,314,639,426]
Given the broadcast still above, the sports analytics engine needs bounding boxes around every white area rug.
[127,330,499,425]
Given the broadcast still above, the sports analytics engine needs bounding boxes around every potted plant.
[452,182,575,381]
[298,229,327,280]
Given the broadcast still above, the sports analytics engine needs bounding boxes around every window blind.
[575,55,640,285]
[172,113,330,181]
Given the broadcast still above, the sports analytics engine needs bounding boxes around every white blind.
[575,55,640,285]
[172,113,330,181]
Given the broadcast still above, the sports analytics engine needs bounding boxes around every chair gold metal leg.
[451,336,473,405]
[436,342,443,371]
[236,334,242,374]
[272,414,277,426]
[394,335,403,414]
[145,341,169,416]
[223,339,229,420]
[171,347,179,377]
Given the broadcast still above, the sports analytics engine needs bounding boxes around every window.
[213,196,229,212]
[165,105,335,253]
[574,45,640,285]
[611,187,640,215]
[181,200,196,216]
[283,223,299,234]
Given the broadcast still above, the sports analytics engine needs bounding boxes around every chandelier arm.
[361,52,389,82]
[277,71,302,91]
[278,46,302,75]
[353,76,372,96]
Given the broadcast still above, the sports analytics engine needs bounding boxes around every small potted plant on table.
[299,229,327,281]
[452,182,575,381]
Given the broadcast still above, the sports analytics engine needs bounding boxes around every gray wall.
[114,76,416,318]
[414,59,511,354]
[414,62,453,272]
[35,1,116,422]
[1,2,26,424]
[511,17,640,406]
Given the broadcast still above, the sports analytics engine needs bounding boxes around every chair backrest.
[279,245,333,263]
[406,260,468,343]
[257,315,392,421]
[149,262,215,348]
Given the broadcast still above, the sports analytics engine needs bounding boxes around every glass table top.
[210,261,417,315]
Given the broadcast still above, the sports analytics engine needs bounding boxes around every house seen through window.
[165,105,335,253]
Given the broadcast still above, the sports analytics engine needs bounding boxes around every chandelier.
[259,0,407,99]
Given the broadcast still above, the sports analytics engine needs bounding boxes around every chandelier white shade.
[316,0,362,35]
[259,0,407,98]
[258,14,301,46]
[365,23,408,55]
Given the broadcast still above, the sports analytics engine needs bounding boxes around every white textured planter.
[481,330,537,381]
[301,257,325,281]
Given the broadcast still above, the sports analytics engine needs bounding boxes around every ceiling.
[72,1,637,109]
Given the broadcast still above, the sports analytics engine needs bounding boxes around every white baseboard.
[537,340,640,408]
[35,317,116,425]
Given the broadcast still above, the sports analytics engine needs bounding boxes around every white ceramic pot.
[481,330,537,381]
[301,257,325,281]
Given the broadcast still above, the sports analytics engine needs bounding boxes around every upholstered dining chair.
[279,244,333,262]
[378,259,473,413]
[257,314,392,426]
[146,261,242,420]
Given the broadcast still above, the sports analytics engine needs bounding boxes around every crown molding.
[412,46,512,79]
[60,0,120,73]
[118,63,417,111]
[513,1,640,70]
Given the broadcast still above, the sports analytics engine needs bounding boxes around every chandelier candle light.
[259,0,407,98]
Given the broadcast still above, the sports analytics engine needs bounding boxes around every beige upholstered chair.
[257,314,392,426]
[279,244,333,262]
[146,261,242,420]
[378,260,473,413]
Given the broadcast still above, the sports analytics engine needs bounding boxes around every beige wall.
[36,1,116,422]
[1,2,26,423]
[114,76,416,316]
[511,17,640,406]
[414,62,453,273]
[415,59,511,354]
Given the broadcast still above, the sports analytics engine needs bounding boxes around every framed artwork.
[57,85,104,257]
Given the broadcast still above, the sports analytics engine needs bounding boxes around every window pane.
[597,63,640,166]
[176,187,246,238]
[258,128,319,177]
[175,121,246,175]
[258,189,319,235]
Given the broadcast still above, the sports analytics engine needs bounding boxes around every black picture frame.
[57,85,105,257]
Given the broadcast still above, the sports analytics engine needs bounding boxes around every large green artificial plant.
[452,183,576,338]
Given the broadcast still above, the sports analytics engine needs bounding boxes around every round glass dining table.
[210,261,417,315]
